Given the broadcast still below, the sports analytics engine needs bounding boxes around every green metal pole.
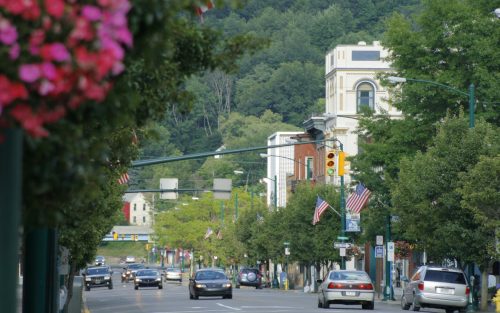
[469,84,475,128]
[0,128,22,313]
[340,143,346,270]
[220,201,224,224]
[274,175,277,209]
[384,214,391,300]
[250,189,254,211]
[23,228,49,313]
[235,193,238,220]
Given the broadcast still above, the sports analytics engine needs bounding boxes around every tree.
[351,0,500,256]
[392,114,499,267]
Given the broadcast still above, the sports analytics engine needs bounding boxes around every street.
[83,269,457,313]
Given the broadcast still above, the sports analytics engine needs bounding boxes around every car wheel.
[189,292,193,299]
[235,284,240,289]
[321,294,329,308]
[227,294,232,299]
[85,286,90,291]
[134,285,139,290]
[362,301,374,310]
[108,284,113,290]
[401,295,410,310]
[410,296,420,311]
[193,294,199,300]
[159,285,163,289]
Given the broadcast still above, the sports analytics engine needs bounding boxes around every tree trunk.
[480,269,488,311]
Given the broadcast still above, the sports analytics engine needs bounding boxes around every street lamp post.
[387,76,475,128]
[284,242,290,290]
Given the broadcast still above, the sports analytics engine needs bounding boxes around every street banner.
[387,242,395,262]
[345,213,360,232]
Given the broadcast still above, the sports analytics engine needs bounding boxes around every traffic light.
[326,150,335,176]
[338,151,346,176]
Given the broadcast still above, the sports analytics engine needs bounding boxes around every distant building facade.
[323,41,401,185]
[265,132,303,208]
[122,193,153,226]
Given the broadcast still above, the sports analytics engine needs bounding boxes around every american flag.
[117,172,129,185]
[195,0,214,23]
[346,183,372,214]
[312,196,330,225]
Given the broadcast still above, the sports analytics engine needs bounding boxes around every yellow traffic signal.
[338,151,346,176]
[326,150,335,176]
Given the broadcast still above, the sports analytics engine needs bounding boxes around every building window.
[143,203,146,211]
[305,157,313,180]
[133,203,136,211]
[357,82,374,111]
[133,216,136,223]
[352,50,380,61]
[143,216,146,223]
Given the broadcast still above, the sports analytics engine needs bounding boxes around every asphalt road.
[83,270,469,313]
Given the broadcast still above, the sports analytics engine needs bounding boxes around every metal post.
[234,193,238,220]
[469,83,475,128]
[23,228,50,313]
[340,143,346,270]
[384,214,392,300]
[220,201,224,224]
[274,175,277,209]
[0,128,22,313]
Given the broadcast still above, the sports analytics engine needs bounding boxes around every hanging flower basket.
[0,0,132,139]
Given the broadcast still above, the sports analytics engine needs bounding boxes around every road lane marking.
[216,303,241,310]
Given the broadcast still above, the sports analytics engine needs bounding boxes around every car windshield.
[329,271,369,281]
[87,268,109,275]
[195,271,227,281]
[425,270,466,284]
[136,270,158,277]
[128,264,145,269]
[95,256,104,261]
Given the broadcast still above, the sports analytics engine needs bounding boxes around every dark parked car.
[189,269,232,299]
[236,268,262,289]
[121,263,146,282]
[84,266,113,291]
[134,269,163,290]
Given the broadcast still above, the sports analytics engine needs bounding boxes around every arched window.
[357,82,375,111]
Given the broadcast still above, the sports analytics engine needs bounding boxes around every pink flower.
[38,80,55,95]
[44,0,65,19]
[115,27,133,47]
[40,63,57,80]
[50,43,71,62]
[82,5,102,21]
[0,20,18,45]
[19,64,42,83]
[9,43,20,60]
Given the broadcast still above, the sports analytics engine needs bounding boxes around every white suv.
[401,265,469,313]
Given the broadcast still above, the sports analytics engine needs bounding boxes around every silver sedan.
[317,270,375,310]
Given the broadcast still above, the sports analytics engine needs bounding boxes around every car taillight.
[418,282,424,291]
[465,286,470,296]
[358,283,373,290]
[327,282,344,289]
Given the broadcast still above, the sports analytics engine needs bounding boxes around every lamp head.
[387,76,407,83]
